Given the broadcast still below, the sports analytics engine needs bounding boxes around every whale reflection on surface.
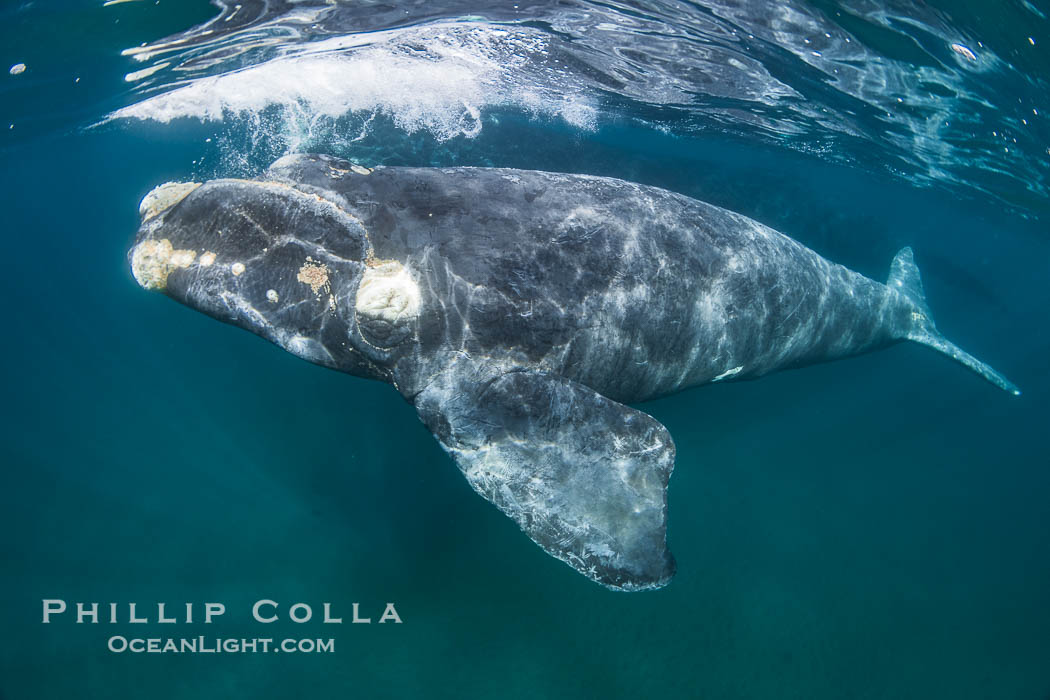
[109,0,1050,217]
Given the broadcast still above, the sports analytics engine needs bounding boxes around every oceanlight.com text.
[107,636,335,654]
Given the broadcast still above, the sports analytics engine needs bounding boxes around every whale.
[128,153,1019,591]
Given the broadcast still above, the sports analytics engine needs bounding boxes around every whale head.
[128,176,396,380]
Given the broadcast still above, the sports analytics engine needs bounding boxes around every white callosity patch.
[138,182,201,221]
[130,238,197,290]
[296,258,330,296]
[355,261,421,323]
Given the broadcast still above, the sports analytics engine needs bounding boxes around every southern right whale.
[128,153,1019,591]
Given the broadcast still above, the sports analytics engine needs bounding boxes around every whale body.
[129,154,1018,591]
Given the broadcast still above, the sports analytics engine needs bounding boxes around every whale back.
[265,156,768,400]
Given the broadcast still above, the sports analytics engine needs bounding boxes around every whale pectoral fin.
[414,367,676,591]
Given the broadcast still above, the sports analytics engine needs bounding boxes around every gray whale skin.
[129,154,1019,592]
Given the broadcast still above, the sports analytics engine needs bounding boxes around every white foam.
[111,22,597,141]
[107,3,1046,212]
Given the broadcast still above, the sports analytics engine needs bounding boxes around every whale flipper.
[414,365,676,591]
[890,247,1021,395]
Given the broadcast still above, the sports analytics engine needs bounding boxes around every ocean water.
[1,0,1049,697]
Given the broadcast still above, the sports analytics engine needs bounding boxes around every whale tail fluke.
[888,247,1021,396]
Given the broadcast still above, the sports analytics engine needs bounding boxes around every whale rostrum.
[129,154,1019,591]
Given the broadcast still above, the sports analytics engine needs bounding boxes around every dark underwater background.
[1,0,1049,697]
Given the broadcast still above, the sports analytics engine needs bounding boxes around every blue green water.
[2,0,1049,698]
